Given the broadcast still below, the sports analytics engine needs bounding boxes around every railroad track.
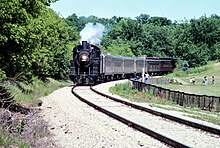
[91,86,220,136]
[72,85,220,148]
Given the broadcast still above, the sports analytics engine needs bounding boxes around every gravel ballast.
[40,82,167,147]
[40,80,220,147]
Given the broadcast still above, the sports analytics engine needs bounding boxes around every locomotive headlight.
[81,54,89,61]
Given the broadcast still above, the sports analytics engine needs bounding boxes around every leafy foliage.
[98,14,220,67]
[0,69,6,81]
[1,0,220,83]
[101,43,135,57]
[0,0,79,81]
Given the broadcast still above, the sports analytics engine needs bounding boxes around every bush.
[0,69,6,82]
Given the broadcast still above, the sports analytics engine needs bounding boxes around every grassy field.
[109,61,220,125]
[109,82,220,125]
[160,62,220,96]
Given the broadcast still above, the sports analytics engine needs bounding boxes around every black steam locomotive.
[69,41,176,85]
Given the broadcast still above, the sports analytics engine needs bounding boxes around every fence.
[131,79,220,112]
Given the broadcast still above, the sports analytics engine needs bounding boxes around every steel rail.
[90,86,220,136]
[72,86,190,148]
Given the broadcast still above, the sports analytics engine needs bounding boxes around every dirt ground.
[0,107,58,148]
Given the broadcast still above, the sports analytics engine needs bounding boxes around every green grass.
[0,78,71,147]
[157,83,220,96]
[160,62,220,96]
[109,82,220,125]
[4,78,71,107]
[152,104,220,125]
[109,83,177,105]
[0,130,29,148]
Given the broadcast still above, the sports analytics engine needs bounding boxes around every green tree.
[102,18,144,56]
[136,14,150,24]
[149,16,172,26]
[0,0,47,79]
[211,43,220,60]
[102,43,135,57]
[141,24,174,57]
[66,13,79,29]
[0,0,79,81]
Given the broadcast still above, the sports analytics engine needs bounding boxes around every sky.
[50,0,220,21]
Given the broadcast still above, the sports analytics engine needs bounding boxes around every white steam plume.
[80,22,105,46]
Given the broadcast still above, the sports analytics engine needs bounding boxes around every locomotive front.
[69,41,101,85]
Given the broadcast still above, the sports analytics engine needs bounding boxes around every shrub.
[0,69,6,82]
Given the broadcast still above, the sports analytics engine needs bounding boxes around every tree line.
[1,0,220,82]
[66,13,220,68]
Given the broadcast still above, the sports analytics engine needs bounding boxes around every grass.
[109,82,220,125]
[110,83,177,105]
[157,83,220,96]
[152,104,220,125]
[0,129,29,148]
[3,78,72,107]
[159,62,220,96]
[0,78,72,147]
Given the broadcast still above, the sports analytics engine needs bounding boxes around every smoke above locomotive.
[80,22,105,46]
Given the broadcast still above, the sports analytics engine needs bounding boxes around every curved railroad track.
[72,85,220,148]
[91,86,220,136]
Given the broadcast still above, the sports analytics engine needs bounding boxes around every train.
[69,41,177,85]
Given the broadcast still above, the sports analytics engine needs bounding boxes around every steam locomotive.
[69,41,177,85]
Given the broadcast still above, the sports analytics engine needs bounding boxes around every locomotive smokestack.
[82,41,87,50]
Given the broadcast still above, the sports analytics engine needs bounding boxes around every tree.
[102,43,135,57]
[66,13,79,29]
[136,14,150,24]
[210,43,220,60]
[102,18,144,56]
[149,16,172,26]
[0,0,47,79]
[0,0,79,81]
[140,24,174,57]
[40,0,59,6]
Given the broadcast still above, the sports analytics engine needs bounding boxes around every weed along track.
[72,85,220,148]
